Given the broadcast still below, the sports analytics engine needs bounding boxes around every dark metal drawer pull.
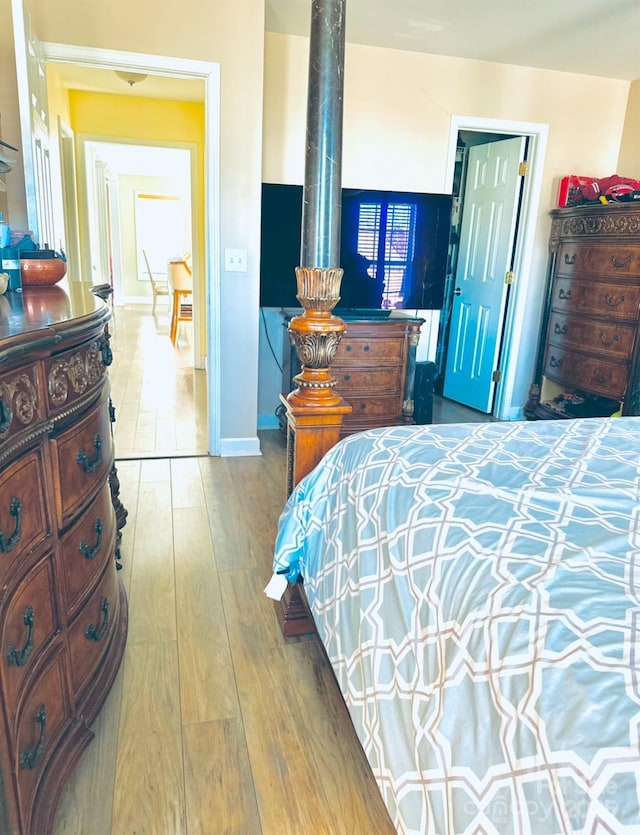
[0,395,11,434]
[0,497,22,554]
[76,435,102,474]
[611,255,632,269]
[20,704,47,770]
[79,519,104,560]
[554,322,568,335]
[558,288,572,300]
[7,605,35,667]
[85,598,109,642]
[99,332,113,367]
[604,294,625,307]
[599,332,620,347]
[549,356,563,369]
[564,253,576,265]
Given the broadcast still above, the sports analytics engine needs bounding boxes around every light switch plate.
[225,248,247,272]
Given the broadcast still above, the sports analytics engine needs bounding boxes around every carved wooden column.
[277,0,351,637]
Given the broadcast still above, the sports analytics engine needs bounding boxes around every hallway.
[108,304,208,459]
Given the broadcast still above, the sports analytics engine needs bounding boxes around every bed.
[271,417,640,835]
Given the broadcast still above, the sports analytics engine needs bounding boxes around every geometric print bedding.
[273,418,640,834]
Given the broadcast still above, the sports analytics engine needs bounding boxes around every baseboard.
[219,437,262,457]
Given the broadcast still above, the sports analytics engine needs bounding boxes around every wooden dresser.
[525,203,640,419]
[283,317,424,437]
[0,284,127,833]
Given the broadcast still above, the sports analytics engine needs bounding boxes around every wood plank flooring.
[53,305,492,834]
[54,438,396,834]
[108,303,207,459]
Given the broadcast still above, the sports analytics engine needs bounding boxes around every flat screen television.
[259,183,452,315]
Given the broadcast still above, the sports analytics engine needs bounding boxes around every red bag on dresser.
[558,174,640,207]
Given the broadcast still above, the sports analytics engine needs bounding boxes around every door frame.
[41,42,221,455]
[444,116,549,421]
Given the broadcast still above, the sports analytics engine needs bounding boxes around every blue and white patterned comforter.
[273,418,640,835]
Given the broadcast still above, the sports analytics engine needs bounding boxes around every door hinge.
[492,369,502,383]
[519,161,529,176]
[505,271,515,285]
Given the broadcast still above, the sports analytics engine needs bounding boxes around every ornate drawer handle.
[604,294,625,307]
[85,597,109,642]
[76,435,102,474]
[558,288,572,300]
[554,322,568,335]
[343,374,351,381]
[99,332,113,367]
[0,497,22,554]
[79,519,103,560]
[345,345,352,352]
[363,345,370,352]
[7,605,35,667]
[564,253,576,265]
[599,332,620,347]
[611,255,632,269]
[549,356,563,369]
[0,395,11,435]
[20,704,47,770]
[593,369,613,385]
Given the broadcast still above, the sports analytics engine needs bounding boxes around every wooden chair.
[167,258,193,345]
[142,249,170,314]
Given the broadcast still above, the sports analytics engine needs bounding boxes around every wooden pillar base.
[275,581,315,639]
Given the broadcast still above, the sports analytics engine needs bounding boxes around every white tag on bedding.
[264,572,288,600]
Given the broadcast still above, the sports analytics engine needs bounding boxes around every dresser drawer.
[343,394,403,421]
[552,278,640,321]
[335,336,405,365]
[556,243,640,280]
[0,364,42,448]
[543,347,628,400]
[44,337,108,417]
[334,366,402,394]
[1,554,58,710]
[547,312,635,359]
[67,561,120,698]
[15,649,71,826]
[51,393,113,528]
[0,450,50,583]
[59,482,116,619]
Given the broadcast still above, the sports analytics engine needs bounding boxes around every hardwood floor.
[53,306,493,834]
[54,435,396,835]
[108,303,208,459]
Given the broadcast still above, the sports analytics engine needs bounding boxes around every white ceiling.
[48,0,638,106]
[266,0,640,81]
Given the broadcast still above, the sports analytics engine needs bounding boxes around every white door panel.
[443,136,526,412]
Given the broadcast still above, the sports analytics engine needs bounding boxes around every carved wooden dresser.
[526,203,640,419]
[0,284,127,833]
[283,317,424,437]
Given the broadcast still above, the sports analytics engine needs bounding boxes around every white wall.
[259,32,631,426]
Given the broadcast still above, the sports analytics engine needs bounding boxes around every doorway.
[438,117,549,421]
[41,41,222,454]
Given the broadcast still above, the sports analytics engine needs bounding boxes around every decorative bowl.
[20,257,67,286]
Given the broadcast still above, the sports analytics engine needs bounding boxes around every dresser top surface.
[0,282,108,346]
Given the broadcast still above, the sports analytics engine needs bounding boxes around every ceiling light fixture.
[114,70,149,87]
